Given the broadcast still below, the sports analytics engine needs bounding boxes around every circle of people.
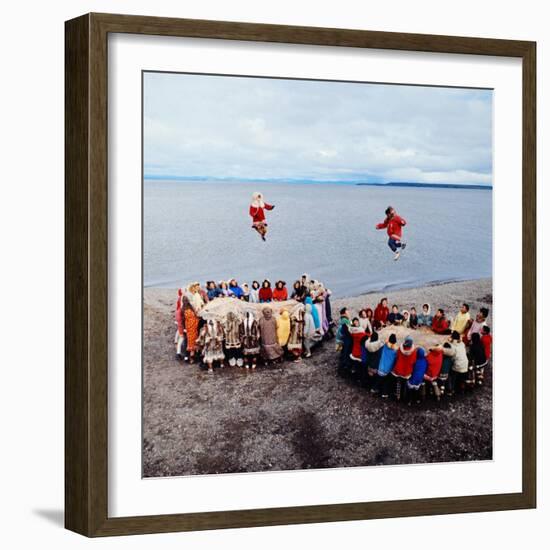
[336,299,492,404]
[174,276,492,403]
[174,275,334,372]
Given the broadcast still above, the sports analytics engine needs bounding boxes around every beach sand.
[143,278,492,477]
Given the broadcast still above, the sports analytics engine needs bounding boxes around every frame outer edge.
[88,12,110,535]
[65,13,92,536]
[522,41,536,508]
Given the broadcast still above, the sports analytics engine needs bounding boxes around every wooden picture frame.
[65,12,536,537]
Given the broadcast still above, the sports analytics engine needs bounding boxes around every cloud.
[143,73,492,185]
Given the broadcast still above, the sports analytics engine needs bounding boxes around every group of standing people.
[336,298,492,404]
[174,275,335,373]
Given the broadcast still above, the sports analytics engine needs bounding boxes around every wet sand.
[143,278,492,477]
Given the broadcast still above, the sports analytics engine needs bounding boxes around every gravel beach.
[143,278,493,477]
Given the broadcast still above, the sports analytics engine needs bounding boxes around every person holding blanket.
[418,303,433,327]
[303,303,321,359]
[424,345,444,399]
[198,319,225,374]
[408,307,419,329]
[184,283,204,363]
[276,309,291,351]
[242,310,261,369]
[273,281,288,301]
[438,342,454,397]
[376,334,398,397]
[224,310,244,367]
[364,331,384,390]
[465,307,489,344]
[407,347,428,405]
[392,336,417,401]
[259,280,273,303]
[450,303,471,336]
[287,307,305,361]
[305,294,321,332]
[249,280,261,303]
[375,206,407,260]
[348,318,367,378]
[249,191,275,241]
[444,331,469,395]
[335,307,351,352]
[358,309,373,333]
[258,307,284,363]
[431,308,451,334]
[470,332,488,387]
[481,326,493,361]
[387,304,404,325]
[374,297,390,329]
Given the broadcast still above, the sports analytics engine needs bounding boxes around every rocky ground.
[143,278,493,477]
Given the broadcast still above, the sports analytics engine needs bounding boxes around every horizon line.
[143,174,492,188]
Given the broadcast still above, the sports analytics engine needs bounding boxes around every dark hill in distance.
[356,181,492,190]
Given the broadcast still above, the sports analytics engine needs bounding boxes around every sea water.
[144,180,492,298]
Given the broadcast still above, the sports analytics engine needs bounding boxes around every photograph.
[142,71,493,477]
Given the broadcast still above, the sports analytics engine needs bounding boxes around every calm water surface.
[144,180,492,297]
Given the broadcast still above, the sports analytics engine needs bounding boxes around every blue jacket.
[305,296,321,329]
[336,316,350,344]
[229,285,243,299]
[418,312,433,326]
[377,343,398,376]
[408,347,428,388]
[207,288,221,300]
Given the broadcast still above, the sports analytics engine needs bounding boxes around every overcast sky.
[143,72,493,185]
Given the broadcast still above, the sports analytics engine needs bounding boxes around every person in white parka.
[443,330,469,395]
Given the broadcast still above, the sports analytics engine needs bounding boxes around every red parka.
[393,345,417,378]
[350,329,367,361]
[481,333,492,360]
[424,348,443,380]
[259,287,273,301]
[272,287,288,301]
[374,303,389,324]
[249,203,274,223]
[376,214,406,240]
[431,315,450,334]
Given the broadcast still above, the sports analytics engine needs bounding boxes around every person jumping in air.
[249,192,275,241]
[376,205,407,260]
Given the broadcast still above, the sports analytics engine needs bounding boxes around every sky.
[143,72,493,185]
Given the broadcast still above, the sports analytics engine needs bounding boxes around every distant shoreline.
[356,182,491,190]
[144,176,491,190]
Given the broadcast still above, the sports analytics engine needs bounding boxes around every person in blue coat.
[375,333,398,397]
[305,295,321,330]
[407,347,428,405]
[228,279,244,299]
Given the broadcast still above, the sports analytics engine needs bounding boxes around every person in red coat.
[431,308,451,334]
[258,280,273,303]
[481,325,492,360]
[373,297,390,330]
[392,336,417,400]
[249,191,275,241]
[424,346,444,399]
[272,280,288,301]
[375,205,407,260]
[348,318,368,377]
